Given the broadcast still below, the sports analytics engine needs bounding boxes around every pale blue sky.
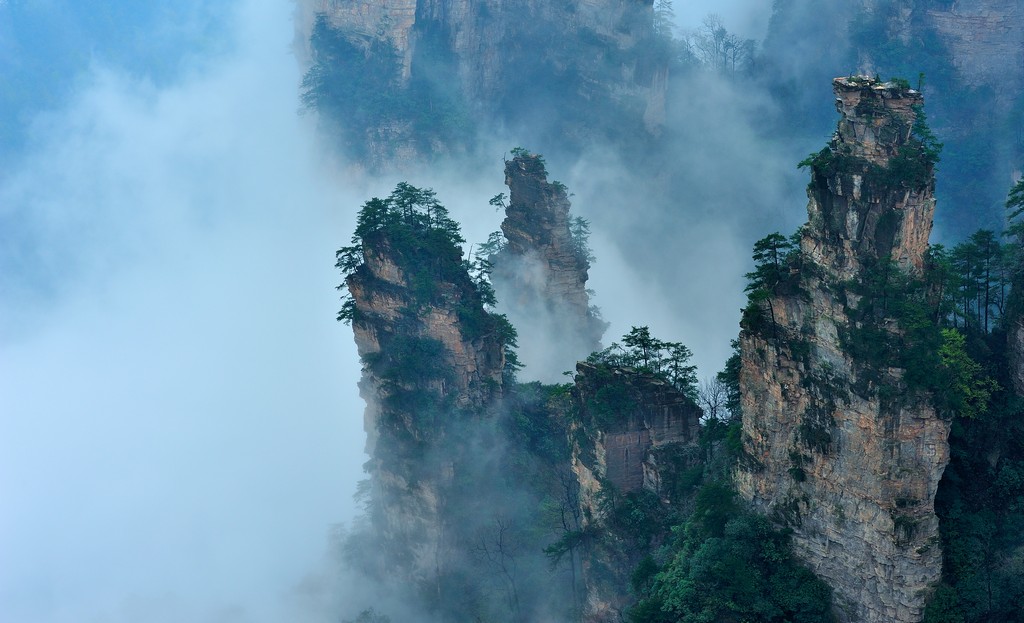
[1,3,367,621]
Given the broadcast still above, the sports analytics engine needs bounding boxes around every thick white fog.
[0,2,367,621]
[1,0,813,621]
[670,0,772,39]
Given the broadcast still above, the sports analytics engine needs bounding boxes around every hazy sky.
[1,2,368,621]
[672,0,772,39]
[0,1,800,621]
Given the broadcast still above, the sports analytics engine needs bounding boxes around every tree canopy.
[588,326,698,400]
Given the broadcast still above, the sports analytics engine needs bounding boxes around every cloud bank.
[0,2,369,621]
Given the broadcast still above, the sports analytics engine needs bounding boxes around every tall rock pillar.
[735,77,948,623]
[491,153,607,380]
[345,211,505,597]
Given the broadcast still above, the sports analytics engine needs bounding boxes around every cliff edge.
[735,77,948,623]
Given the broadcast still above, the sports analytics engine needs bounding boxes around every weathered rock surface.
[570,361,702,623]
[1011,317,1024,395]
[849,0,1023,99]
[804,77,936,281]
[920,0,1022,94]
[347,229,504,588]
[491,153,606,380]
[296,0,667,159]
[735,77,949,623]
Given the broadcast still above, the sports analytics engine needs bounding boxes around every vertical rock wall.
[916,0,1022,95]
[491,153,607,380]
[569,362,702,623]
[296,0,667,158]
[346,230,504,590]
[735,77,949,623]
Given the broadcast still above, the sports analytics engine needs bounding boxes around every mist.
[3,0,985,621]
[0,2,368,621]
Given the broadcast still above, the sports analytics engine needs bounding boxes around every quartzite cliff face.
[570,362,702,623]
[346,224,504,592]
[735,77,948,623]
[868,0,1024,99]
[297,0,667,162]
[492,153,607,379]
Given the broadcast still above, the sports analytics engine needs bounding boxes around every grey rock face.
[736,77,948,623]
[491,153,606,380]
[347,231,503,587]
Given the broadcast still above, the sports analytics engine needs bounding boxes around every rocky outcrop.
[572,362,701,498]
[735,77,949,623]
[297,0,667,161]
[347,226,504,591]
[570,362,702,623]
[804,77,936,281]
[850,0,1024,99]
[491,153,606,380]
[919,0,1022,95]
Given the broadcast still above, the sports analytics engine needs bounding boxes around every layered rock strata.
[908,0,1021,95]
[297,0,667,158]
[570,362,702,623]
[346,228,504,588]
[491,153,607,380]
[735,77,949,623]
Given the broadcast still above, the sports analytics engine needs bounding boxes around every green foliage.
[300,15,473,160]
[505,382,573,468]
[797,146,833,171]
[742,231,804,336]
[936,329,998,420]
[335,183,472,322]
[653,0,675,40]
[744,231,798,294]
[890,76,912,91]
[587,327,699,400]
[365,335,447,382]
[923,585,964,623]
[338,185,460,293]
[716,339,743,420]
[300,15,405,159]
[488,193,508,211]
[1006,178,1024,223]
[911,103,943,166]
[928,355,1024,621]
[570,216,597,265]
[917,230,1014,334]
[798,103,939,193]
[337,183,522,391]
[476,230,506,257]
[598,486,672,551]
[590,380,640,430]
[509,147,546,170]
[629,505,834,623]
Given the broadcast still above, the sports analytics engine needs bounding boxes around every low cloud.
[0,1,369,621]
